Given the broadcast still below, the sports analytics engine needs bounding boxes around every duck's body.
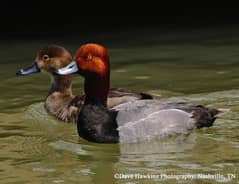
[16,45,153,122]
[45,85,152,122]
[55,43,220,143]
[77,99,218,143]
[113,100,218,143]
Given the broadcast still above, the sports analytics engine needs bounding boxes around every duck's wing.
[45,93,82,123]
[112,100,175,125]
[69,95,85,108]
[108,87,153,99]
[107,88,153,108]
[112,100,219,143]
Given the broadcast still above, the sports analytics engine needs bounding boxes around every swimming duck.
[55,43,220,143]
[16,45,153,122]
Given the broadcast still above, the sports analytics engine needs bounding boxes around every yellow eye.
[43,54,50,61]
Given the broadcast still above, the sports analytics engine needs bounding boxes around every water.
[0,27,239,183]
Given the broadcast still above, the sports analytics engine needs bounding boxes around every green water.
[0,27,239,183]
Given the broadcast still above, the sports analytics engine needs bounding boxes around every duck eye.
[43,55,50,61]
[86,54,92,61]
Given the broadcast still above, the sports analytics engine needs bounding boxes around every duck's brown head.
[16,45,72,75]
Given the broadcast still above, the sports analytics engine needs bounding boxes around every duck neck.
[78,73,119,143]
[48,74,73,96]
[84,75,109,107]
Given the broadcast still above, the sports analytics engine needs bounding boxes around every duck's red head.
[74,43,110,101]
[74,43,110,78]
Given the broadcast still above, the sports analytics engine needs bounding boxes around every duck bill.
[54,61,79,75]
[16,63,41,76]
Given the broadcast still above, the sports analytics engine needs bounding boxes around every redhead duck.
[16,45,153,122]
[55,43,220,143]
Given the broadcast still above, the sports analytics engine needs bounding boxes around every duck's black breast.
[77,103,119,143]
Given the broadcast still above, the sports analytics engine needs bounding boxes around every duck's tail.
[139,92,154,99]
[193,106,225,128]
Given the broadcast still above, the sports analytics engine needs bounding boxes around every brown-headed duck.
[16,45,153,122]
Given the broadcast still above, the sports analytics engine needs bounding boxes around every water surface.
[0,27,239,183]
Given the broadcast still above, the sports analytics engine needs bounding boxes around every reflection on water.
[0,27,239,183]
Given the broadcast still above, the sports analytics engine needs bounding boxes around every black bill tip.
[16,70,23,75]
[16,63,41,76]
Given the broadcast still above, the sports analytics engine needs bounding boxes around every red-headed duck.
[55,43,220,143]
[16,45,153,122]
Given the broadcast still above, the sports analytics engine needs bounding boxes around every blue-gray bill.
[54,61,79,75]
[16,63,40,75]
